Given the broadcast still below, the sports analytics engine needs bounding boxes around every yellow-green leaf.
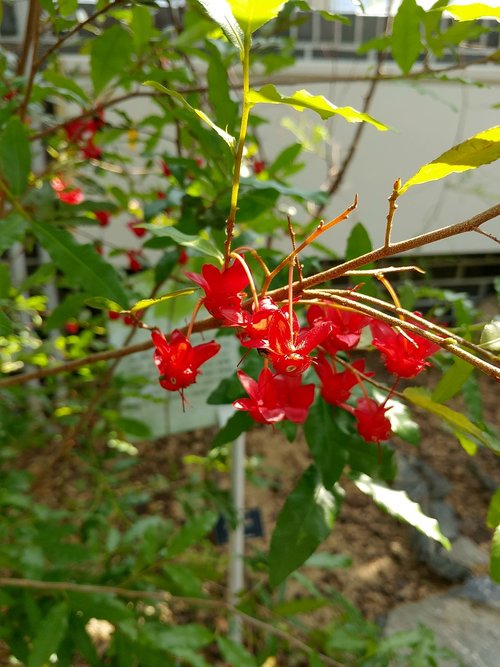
[400,126,500,193]
[144,81,236,150]
[248,84,388,131]
[446,3,500,21]
[404,387,494,451]
[227,0,286,34]
[491,526,500,583]
[130,288,197,314]
[194,0,244,51]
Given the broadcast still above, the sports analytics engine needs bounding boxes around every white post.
[217,406,246,643]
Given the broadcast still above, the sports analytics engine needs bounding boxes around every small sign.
[213,508,264,545]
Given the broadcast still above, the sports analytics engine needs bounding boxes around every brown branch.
[34,0,127,72]
[16,0,38,76]
[18,0,41,122]
[1,205,499,390]
[0,577,342,667]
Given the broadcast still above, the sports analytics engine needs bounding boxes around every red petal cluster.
[186,260,249,323]
[50,177,84,205]
[315,355,371,406]
[370,319,440,378]
[152,329,220,393]
[233,368,314,424]
[353,397,392,443]
[64,110,104,160]
[307,304,370,354]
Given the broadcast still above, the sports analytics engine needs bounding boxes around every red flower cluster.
[152,329,220,400]
[151,256,440,443]
[50,177,84,205]
[64,110,104,161]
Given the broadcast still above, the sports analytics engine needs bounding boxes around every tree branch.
[0,577,343,667]
[1,205,499,390]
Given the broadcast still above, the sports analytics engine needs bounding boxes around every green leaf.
[353,474,451,549]
[487,487,500,529]
[0,117,31,196]
[227,0,286,34]
[144,224,224,262]
[248,84,388,131]
[130,288,197,314]
[217,636,257,667]
[84,296,124,312]
[58,0,77,15]
[345,221,373,263]
[269,465,343,587]
[212,411,254,447]
[205,41,239,132]
[446,3,500,21]
[272,596,329,617]
[304,400,347,488]
[0,311,13,336]
[27,602,69,667]
[166,511,218,558]
[400,126,500,193]
[163,563,204,597]
[194,0,244,52]
[383,396,421,446]
[490,526,500,583]
[391,0,423,74]
[304,552,351,569]
[31,221,129,307]
[141,623,213,651]
[69,593,133,623]
[44,293,87,330]
[90,24,133,94]
[0,212,28,253]
[144,81,236,150]
[131,5,158,53]
[42,70,89,104]
[432,358,474,403]
[480,319,500,352]
[404,387,498,452]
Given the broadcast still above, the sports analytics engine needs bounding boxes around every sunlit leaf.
[480,319,500,352]
[446,3,500,21]
[227,0,286,34]
[194,0,244,52]
[144,81,236,149]
[84,296,124,312]
[143,224,224,262]
[130,289,197,314]
[353,474,451,549]
[392,0,423,74]
[400,126,500,193]
[248,84,388,130]
[269,465,343,586]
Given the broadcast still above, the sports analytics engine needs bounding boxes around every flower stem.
[224,34,252,267]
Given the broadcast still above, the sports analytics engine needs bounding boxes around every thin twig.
[0,577,343,667]
[1,205,499,390]
[384,178,401,248]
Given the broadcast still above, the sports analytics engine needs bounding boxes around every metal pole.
[217,406,245,643]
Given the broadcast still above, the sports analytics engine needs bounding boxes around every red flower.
[238,296,279,348]
[233,367,315,424]
[186,261,249,323]
[81,139,102,160]
[160,159,171,177]
[64,321,80,335]
[253,160,266,175]
[95,210,110,227]
[107,310,121,320]
[152,329,220,394]
[126,250,143,272]
[127,220,147,238]
[353,397,392,443]
[50,177,84,205]
[266,308,332,376]
[178,248,189,265]
[370,319,440,378]
[306,304,369,354]
[314,356,371,406]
